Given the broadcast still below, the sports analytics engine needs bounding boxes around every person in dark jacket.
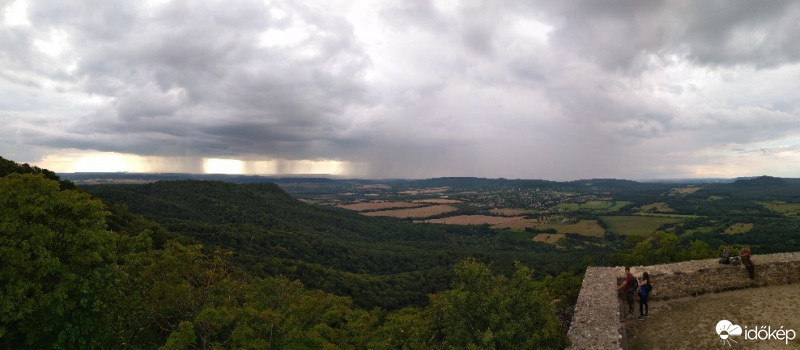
[616,266,636,318]
[637,272,651,321]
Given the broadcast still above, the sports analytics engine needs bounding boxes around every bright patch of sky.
[3,0,30,26]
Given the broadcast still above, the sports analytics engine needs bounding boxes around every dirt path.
[626,284,800,349]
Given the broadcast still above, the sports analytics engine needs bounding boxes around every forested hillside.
[84,180,601,310]
[0,156,574,349]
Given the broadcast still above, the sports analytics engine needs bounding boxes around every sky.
[3,0,800,180]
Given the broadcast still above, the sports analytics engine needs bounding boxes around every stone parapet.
[627,252,800,301]
[567,267,625,350]
[567,252,800,350]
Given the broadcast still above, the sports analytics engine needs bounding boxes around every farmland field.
[636,213,700,219]
[362,205,458,218]
[358,184,391,189]
[338,201,423,211]
[533,233,565,244]
[557,200,632,213]
[724,222,754,234]
[490,208,534,216]
[670,187,701,195]
[638,202,675,213]
[635,213,700,219]
[422,215,524,225]
[535,219,606,237]
[601,216,684,236]
[492,218,540,230]
[397,187,449,195]
[683,226,718,236]
[759,201,800,218]
[413,199,463,204]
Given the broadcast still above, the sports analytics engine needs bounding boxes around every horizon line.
[56,171,779,183]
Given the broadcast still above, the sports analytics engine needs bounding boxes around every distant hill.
[64,172,681,197]
[732,175,788,186]
[59,171,340,184]
[698,176,800,200]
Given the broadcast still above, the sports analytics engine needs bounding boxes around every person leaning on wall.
[739,246,755,279]
[616,266,636,318]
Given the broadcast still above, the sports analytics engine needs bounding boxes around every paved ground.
[626,283,800,349]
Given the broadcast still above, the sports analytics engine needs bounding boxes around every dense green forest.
[83,180,603,310]
[1,157,575,349]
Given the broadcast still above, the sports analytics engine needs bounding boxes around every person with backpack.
[637,272,652,321]
[616,266,637,318]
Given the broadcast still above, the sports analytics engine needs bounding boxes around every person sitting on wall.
[719,248,731,264]
[740,246,755,279]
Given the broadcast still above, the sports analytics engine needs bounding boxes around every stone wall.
[567,252,800,350]
[566,266,626,350]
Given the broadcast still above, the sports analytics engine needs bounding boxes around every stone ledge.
[566,267,624,350]
[567,252,800,350]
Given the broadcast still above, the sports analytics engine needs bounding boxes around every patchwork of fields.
[339,196,695,245]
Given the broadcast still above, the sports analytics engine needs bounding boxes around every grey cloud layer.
[7,0,370,160]
[537,0,800,70]
[2,0,800,179]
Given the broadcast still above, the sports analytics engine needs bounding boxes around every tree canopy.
[1,166,574,349]
[0,173,115,347]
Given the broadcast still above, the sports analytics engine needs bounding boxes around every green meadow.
[557,200,632,213]
[600,215,684,236]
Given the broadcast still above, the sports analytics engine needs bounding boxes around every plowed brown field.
[338,201,422,211]
[362,205,458,218]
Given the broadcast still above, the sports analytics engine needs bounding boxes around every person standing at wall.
[616,266,636,318]
[637,272,651,321]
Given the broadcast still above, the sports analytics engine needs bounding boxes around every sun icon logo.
[716,320,742,346]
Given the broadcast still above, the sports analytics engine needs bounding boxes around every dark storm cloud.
[7,0,370,160]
